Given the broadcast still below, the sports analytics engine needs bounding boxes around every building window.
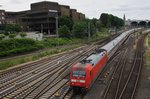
[2,12,4,15]
[2,17,5,20]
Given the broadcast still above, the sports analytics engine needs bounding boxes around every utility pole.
[48,12,50,35]
[88,21,91,41]
[56,16,59,38]
[48,10,58,37]
[41,24,43,33]
[48,10,59,47]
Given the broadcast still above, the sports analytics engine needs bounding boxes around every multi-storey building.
[0,10,5,25]
[27,1,60,34]
[70,9,79,22]
[0,1,85,34]
[60,5,70,17]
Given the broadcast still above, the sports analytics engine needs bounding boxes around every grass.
[145,34,150,70]
[0,44,81,70]
[0,32,109,70]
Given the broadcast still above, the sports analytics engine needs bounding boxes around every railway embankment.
[134,34,150,99]
[0,33,109,71]
[146,34,150,69]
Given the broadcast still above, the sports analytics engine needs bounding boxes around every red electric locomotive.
[70,49,107,90]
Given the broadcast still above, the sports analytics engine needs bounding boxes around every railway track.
[0,33,122,99]
[0,36,108,80]
[57,35,125,99]
[118,35,145,99]
[0,46,86,80]
[102,34,145,99]
[0,43,98,99]
[0,32,118,79]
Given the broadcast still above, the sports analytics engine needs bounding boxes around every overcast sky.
[0,0,150,20]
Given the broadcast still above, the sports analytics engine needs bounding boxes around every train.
[69,28,141,90]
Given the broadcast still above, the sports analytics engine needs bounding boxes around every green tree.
[100,13,124,29]
[0,34,5,40]
[14,24,21,32]
[100,13,110,27]
[96,21,103,31]
[58,16,73,30]
[58,25,71,38]
[91,18,103,32]
[20,32,27,38]
[72,21,87,38]
[5,24,21,33]
[9,33,16,38]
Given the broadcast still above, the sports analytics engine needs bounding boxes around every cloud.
[9,0,23,4]
[0,0,150,20]
[112,5,150,12]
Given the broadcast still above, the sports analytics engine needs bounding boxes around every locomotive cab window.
[72,71,86,77]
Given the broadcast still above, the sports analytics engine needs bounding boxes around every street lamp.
[48,10,58,38]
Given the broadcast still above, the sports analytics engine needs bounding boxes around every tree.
[91,18,98,33]
[14,24,21,32]
[9,33,16,38]
[0,34,5,40]
[100,13,124,28]
[58,25,71,38]
[96,21,103,31]
[72,21,87,38]
[20,32,27,38]
[5,24,21,33]
[58,16,73,30]
[100,13,110,27]
[91,18,103,32]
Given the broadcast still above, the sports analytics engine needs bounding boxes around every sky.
[0,0,150,20]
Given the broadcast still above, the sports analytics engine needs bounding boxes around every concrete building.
[27,1,60,34]
[78,12,85,21]
[0,1,85,34]
[60,5,70,17]
[0,10,6,25]
[70,9,79,22]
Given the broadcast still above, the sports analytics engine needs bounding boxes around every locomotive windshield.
[72,70,86,77]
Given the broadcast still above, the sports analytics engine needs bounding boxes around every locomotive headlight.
[71,79,77,82]
[80,80,85,83]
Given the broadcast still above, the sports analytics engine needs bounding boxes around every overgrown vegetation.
[0,38,44,57]
[4,24,21,34]
[9,33,17,38]
[0,34,5,40]
[58,16,73,30]
[20,32,27,38]
[0,44,81,70]
[146,34,150,70]
[0,37,84,57]
[0,13,124,70]
[72,21,88,38]
[100,13,124,28]
[58,25,71,38]
[0,33,109,70]
[58,13,124,39]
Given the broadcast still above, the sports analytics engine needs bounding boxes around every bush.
[43,38,68,46]
[9,33,17,38]
[58,16,73,30]
[0,38,44,56]
[5,24,21,33]
[36,32,41,34]
[58,25,71,38]
[20,32,27,38]
[72,22,88,38]
[0,34,5,40]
